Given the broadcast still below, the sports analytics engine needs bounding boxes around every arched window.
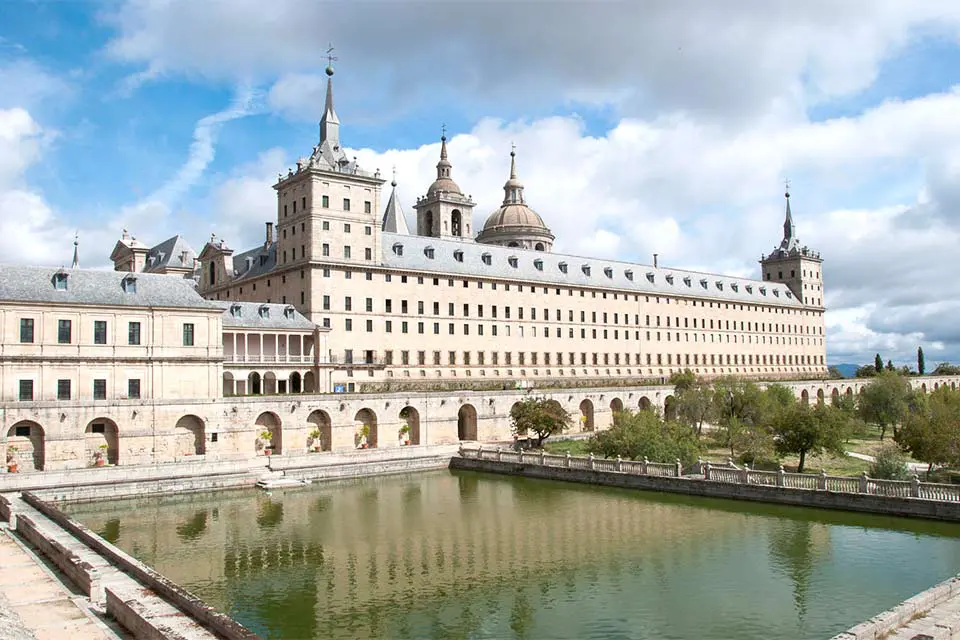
[451,210,462,237]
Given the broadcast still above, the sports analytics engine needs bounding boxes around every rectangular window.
[366,319,373,332]
[343,246,351,259]
[323,295,331,310]
[18,380,33,401]
[364,201,372,214]
[345,296,352,311]
[128,379,141,399]
[121,322,139,348]
[322,195,329,208]
[365,247,372,260]
[401,350,410,365]
[433,351,441,365]
[182,323,195,346]
[448,351,456,365]
[385,350,394,365]
[418,351,426,365]
[343,198,351,211]
[94,320,107,345]
[58,319,72,344]
[57,379,71,400]
[19,318,34,343]
[386,320,393,333]
[345,318,353,331]
[93,379,107,400]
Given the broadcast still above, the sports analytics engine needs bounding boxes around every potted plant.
[6,446,18,474]
[399,424,411,446]
[355,424,370,449]
[308,428,323,453]
[258,429,274,456]
[94,444,108,467]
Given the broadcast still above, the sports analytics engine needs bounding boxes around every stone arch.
[534,242,545,251]
[579,399,595,432]
[934,382,940,390]
[801,389,810,405]
[289,372,302,394]
[817,389,825,405]
[610,397,624,413]
[831,388,840,406]
[638,396,652,411]
[451,209,462,236]
[354,408,378,448]
[303,371,316,393]
[399,406,420,445]
[6,421,44,471]
[845,386,853,397]
[424,210,434,236]
[458,404,478,441]
[921,383,928,394]
[263,372,278,395]
[222,371,235,396]
[85,418,119,466]
[307,410,332,452]
[953,382,957,391]
[664,395,677,421]
[174,415,205,456]
[248,372,262,395]
[255,411,282,454]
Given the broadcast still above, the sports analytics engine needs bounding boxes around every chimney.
[265,222,274,246]
[653,253,659,269]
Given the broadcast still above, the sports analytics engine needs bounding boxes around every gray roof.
[231,243,277,282]
[146,235,196,272]
[380,233,803,307]
[381,182,410,234]
[0,265,220,310]
[216,301,316,330]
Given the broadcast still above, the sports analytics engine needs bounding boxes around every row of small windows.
[18,319,196,347]
[282,198,372,216]
[18,378,141,401]
[376,350,825,368]
[49,272,138,293]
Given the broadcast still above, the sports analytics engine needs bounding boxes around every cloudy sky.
[3,1,960,368]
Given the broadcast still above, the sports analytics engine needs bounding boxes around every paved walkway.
[886,590,960,639]
[0,528,118,640]
[846,450,930,473]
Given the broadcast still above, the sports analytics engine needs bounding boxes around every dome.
[476,149,554,250]
[482,203,548,232]
[427,176,462,196]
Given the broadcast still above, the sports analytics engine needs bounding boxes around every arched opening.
[399,406,421,445]
[424,211,434,237]
[610,398,624,414]
[845,387,853,397]
[255,412,282,455]
[457,404,478,441]
[934,382,940,390]
[638,396,652,411]
[174,415,205,456]
[263,372,278,395]
[507,241,519,247]
[6,421,44,471]
[534,242,545,251]
[579,399,594,432]
[354,409,378,448]
[85,419,119,466]
[222,371,235,396]
[303,371,316,393]
[953,382,957,391]
[831,388,840,406]
[817,389,825,406]
[920,383,928,394]
[289,372,302,394]
[664,395,677,421]
[801,389,810,406]
[451,210,462,237]
[307,410,332,452]
[248,372,262,395]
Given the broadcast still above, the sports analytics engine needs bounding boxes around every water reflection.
[64,471,960,640]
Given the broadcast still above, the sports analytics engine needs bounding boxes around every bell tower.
[413,130,475,240]
[760,185,824,308]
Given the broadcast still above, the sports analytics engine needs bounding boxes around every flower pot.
[361,444,369,449]
[95,458,105,467]
[7,463,17,474]
[404,440,410,446]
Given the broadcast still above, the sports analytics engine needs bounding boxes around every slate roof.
[231,243,277,282]
[0,265,220,310]
[216,301,316,330]
[380,233,803,307]
[145,235,196,272]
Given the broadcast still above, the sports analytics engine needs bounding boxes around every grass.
[543,439,591,456]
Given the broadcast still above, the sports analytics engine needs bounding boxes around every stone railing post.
[912,474,921,498]
[589,453,595,470]
[642,457,649,475]
[517,448,523,463]
[616,456,622,472]
[565,452,571,468]
[777,465,785,487]
[818,470,827,490]
[496,447,502,462]
[859,472,869,494]
[741,463,750,484]
[477,445,483,459]
[539,450,545,465]
[696,457,704,475]
[459,444,465,457]
[703,462,711,480]
[676,459,683,478]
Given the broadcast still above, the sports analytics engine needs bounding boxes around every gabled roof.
[381,180,410,234]
[145,235,196,273]
[231,243,276,282]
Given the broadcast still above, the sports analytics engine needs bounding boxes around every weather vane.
[441,123,447,139]
[326,44,337,66]
[784,178,791,193]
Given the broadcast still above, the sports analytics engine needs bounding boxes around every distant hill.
[832,364,859,378]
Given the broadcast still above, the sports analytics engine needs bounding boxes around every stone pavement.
[0,528,120,640]
[884,591,960,639]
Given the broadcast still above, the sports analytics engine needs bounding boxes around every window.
[128,379,141,399]
[53,272,68,290]
[58,319,72,344]
[94,320,107,345]
[425,246,435,259]
[344,246,352,259]
[19,318,33,343]
[322,195,329,208]
[364,201,372,214]
[343,198,351,211]
[57,379,71,400]
[345,318,353,331]
[93,379,107,400]
[128,322,141,345]
[322,219,330,230]
[345,296,352,311]
[183,323,195,346]
[454,250,464,262]
[18,380,33,401]
[365,225,372,235]
[481,253,492,265]
[365,247,372,260]
[122,275,137,293]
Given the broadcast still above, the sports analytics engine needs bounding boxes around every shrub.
[870,444,911,480]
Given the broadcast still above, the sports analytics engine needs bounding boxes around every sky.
[3,1,960,368]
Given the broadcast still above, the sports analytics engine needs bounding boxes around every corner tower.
[760,187,824,308]
[413,133,475,240]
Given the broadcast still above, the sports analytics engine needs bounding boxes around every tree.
[827,366,845,379]
[672,373,714,437]
[858,372,913,440]
[886,359,895,372]
[510,397,571,447]
[932,363,960,376]
[669,369,697,394]
[773,403,850,473]
[711,377,766,456]
[896,386,960,472]
[855,364,877,378]
[875,353,884,373]
[918,347,926,376]
[870,444,911,480]
[587,409,701,465]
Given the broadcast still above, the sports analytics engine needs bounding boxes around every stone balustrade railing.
[458,446,960,503]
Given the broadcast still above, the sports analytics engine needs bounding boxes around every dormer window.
[715,281,723,290]
[534,259,544,271]
[230,303,242,317]
[785,291,793,298]
[558,262,568,274]
[53,271,68,291]
[453,250,464,263]
[581,264,591,276]
[683,277,692,287]
[259,305,270,318]
[624,269,633,281]
[284,306,296,318]
[700,279,708,289]
[646,272,655,283]
[481,253,492,266]
[392,243,404,256]
[603,267,613,278]
[121,275,137,294]
[665,274,674,285]
[773,289,780,297]
[731,283,739,292]
[245,257,254,272]
[424,246,435,259]
[745,284,753,294]
[759,287,767,296]
[508,256,519,268]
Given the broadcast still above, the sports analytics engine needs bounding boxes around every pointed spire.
[319,45,340,147]
[502,145,525,205]
[382,169,410,234]
[779,180,798,252]
[436,125,451,177]
[71,233,79,269]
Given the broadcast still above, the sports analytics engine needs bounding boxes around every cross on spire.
[784,178,791,197]
[441,123,447,140]
[325,44,337,68]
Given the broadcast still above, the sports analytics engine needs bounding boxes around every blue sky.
[4,1,960,367]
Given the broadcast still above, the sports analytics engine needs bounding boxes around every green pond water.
[64,470,960,640]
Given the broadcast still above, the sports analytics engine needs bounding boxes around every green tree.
[587,410,702,465]
[855,364,877,378]
[672,373,714,437]
[827,366,845,379]
[886,359,895,372]
[711,377,766,456]
[918,347,925,376]
[773,403,850,473]
[869,444,911,480]
[669,369,697,394]
[858,372,913,440]
[932,363,960,376]
[510,397,572,447]
[875,353,884,373]
[896,386,960,472]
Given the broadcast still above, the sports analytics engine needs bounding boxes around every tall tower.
[760,187,824,308]
[413,133,475,240]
